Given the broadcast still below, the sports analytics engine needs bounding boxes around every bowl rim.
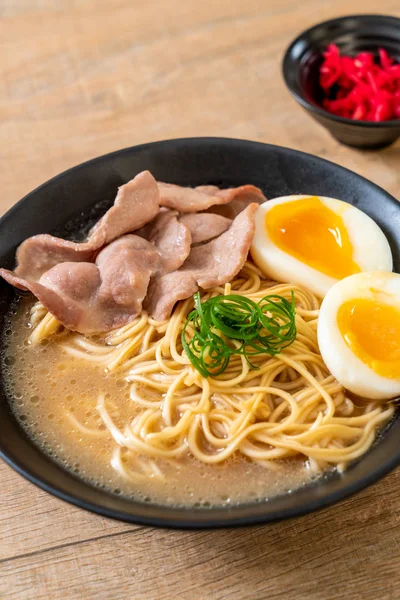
[1,136,400,529]
[282,13,400,128]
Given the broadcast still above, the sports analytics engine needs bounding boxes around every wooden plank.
[1,0,399,211]
[1,475,400,599]
[0,462,136,562]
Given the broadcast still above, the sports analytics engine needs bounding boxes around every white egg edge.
[251,195,393,298]
[317,272,400,400]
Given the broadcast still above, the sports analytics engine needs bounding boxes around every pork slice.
[15,237,95,282]
[95,235,161,318]
[0,235,161,334]
[136,209,191,274]
[145,203,258,321]
[194,185,220,194]
[179,213,231,244]
[89,170,159,245]
[207,186,267,219]
[0,265,101,332]
[14,170,159,282]
[144,271,199,322]
[158,182,266,213]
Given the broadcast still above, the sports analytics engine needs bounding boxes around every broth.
[2,298,314,507]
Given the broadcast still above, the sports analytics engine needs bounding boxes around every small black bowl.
[283,15,400,149]
[1,138,400,528]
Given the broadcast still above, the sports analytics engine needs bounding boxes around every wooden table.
[1,1,400,598]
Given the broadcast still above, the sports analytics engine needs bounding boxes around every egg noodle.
[28,261,394,481]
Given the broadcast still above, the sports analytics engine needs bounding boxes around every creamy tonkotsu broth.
[2,298,313,507]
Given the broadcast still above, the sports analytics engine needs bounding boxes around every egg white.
[318,272,400,400]
[251,195,393,297]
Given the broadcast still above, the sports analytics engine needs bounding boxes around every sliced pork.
[89,171,159,245]
[15,237,95,283]
[14,171,159,282]
[206,186,267,219]
[0,236,160,333]
[136,209,191,274]
[0,171,264,333]
[179,213,231,244]
[145,203,258,321]
[158,182,266,213]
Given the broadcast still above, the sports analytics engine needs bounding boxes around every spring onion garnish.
[182,292,296,378]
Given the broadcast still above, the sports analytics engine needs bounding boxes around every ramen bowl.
[1,137,400,528]
[282,15,400,149]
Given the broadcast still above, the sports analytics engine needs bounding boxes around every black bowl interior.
[1,137,400,529]
[284,14,400,124]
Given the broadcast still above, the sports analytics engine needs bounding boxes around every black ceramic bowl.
[283,15,400,149]
[1,138,400,529]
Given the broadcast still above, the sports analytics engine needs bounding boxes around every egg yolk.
[337,297,400,379]
[265,197,360,280]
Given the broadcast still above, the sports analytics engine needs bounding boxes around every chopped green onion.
[182,292,296,378]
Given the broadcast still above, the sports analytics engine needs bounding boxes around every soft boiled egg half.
[251,195,393,297]
[318,272,400,400]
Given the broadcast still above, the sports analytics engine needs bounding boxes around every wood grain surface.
[1,1,400,598]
